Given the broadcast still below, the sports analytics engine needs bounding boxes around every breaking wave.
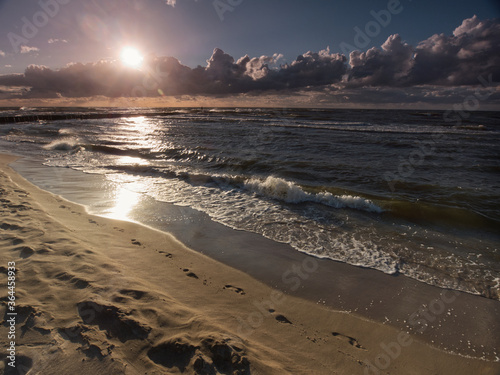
[244,176,383,213]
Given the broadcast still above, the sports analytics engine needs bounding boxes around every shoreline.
[1,153,499,374]
[10,154,500,356]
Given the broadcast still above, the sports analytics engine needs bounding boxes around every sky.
[0,0,499,108]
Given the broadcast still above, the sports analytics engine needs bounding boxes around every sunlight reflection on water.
[104,185,140,221]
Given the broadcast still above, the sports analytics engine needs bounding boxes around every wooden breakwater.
[0,112,152,124]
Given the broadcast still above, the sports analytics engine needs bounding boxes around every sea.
[1,107,499,300]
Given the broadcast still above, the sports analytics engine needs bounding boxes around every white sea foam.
[58,128,76,135]
[103,172,398,276]
[244,176,383,213]
[43,138,80,151]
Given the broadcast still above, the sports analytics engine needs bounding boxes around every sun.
[120,47,143,68]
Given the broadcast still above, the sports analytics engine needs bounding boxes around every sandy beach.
[1,152,499,375]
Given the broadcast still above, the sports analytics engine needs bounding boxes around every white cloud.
[166,0,176,7]
[20,46,40,54]
[0,50,5,57]
[5,65,12,68]
[48,38,68,44]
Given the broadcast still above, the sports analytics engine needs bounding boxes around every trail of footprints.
[60,290,253,373]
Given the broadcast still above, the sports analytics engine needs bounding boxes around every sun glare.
[120,47,143,68]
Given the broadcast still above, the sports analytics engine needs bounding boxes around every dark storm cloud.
[19,62,144,98]
[0,47,347,98]
[408,15,500,85]
[0,73,27,86]
[347,15,500,87]
[172,47,347,95]
[348,34,413,87]
[0,16,498,99]
[269,49,347,89]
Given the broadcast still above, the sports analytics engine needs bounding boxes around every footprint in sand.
[148,336,250,374]
[1,223,23,231]
[223,285,246,295]
[332,332,366,350]
[13,246,35,258]
[76,301,150,342]
[11,237,24,245]
[275,315,293,324]
[159,251,173,258]
[183,269,199,279]
[131,239,142,246]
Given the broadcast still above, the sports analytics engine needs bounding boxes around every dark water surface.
[1,107,499,299]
